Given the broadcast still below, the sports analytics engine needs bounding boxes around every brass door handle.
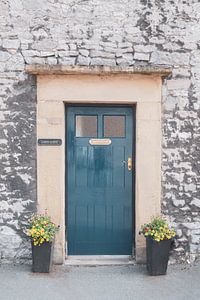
[128,157,132,171]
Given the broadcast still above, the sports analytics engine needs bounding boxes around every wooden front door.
[66,106,135,255]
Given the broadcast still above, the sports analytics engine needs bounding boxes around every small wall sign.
[38,139,62,146]
[89,138,111,146]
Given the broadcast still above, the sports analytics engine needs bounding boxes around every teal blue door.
[66,106,134,255]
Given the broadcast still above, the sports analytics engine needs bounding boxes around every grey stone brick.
[2,39,20,49]
[150,51,190,66]
[77,55,91,66]
[58,57,76,65]
[90,50,115,59]
[134,52,150,61]
[0,51,11,62]
[191,199,200,208]
[172,200,185,207]
[79,49,89,57]
[90,58,116,66]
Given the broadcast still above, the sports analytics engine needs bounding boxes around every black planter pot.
[32,241,53,273]
[146,237,172,276]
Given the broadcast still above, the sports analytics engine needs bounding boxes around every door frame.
[36,72,162,264]
[65,104,136,256]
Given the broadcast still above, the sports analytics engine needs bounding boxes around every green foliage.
[140,216,176,242]
[27,214,59,246]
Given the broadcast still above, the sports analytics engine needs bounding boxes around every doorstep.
[65,255,135,266]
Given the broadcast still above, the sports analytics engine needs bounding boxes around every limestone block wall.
[0,0,200,263]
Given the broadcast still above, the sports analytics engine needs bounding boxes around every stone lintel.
[25,64,172,77]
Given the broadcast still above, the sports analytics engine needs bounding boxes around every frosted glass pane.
[104,116,125,137]
[76,116,97,137]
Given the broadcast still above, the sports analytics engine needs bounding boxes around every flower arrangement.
[27,214,59,246]
[140,216,176,242]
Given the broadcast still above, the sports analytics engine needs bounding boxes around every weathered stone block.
[90,58,116,66]
[0,51,11,62]
[172,200,185,207]
[5,53,24,71]
[150,51,190,66]
[184,183,196,192]
[191,235,200,245]
[77,55,91,66]
[134,52,150,61]
[167,79,191,90]
[58,57,76,65]
[191,199,200,208]
[90,50,115,59]
[2,39,20,50]
[46,57,57,65]
[79,49,89,57]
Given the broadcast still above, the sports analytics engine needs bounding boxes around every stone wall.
[0,0,200,263]
[0,74,37,262]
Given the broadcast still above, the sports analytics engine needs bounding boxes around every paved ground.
[0,262,200,300]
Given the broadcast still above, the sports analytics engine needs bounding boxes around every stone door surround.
[26,65,171,264]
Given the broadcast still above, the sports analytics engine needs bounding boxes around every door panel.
[66,106,134,255]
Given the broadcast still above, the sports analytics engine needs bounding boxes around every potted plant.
[27,213,59,273]
[140,216,176,276]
